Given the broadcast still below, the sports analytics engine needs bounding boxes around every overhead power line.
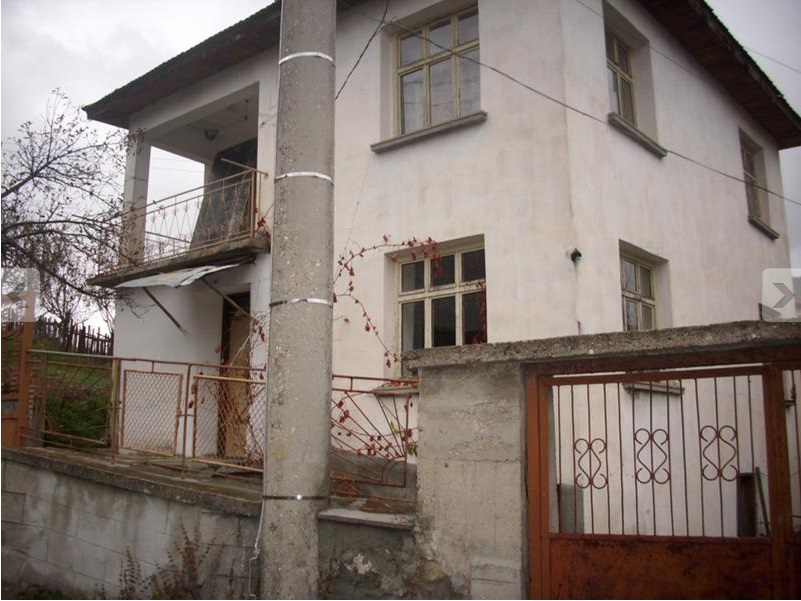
[744,46,801,77]
[337,0,391,100]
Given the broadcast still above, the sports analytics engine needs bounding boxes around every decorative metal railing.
[118,170,261,269]
[544,366,801,538]
[330,374,418,501]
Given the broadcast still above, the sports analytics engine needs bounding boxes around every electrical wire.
[571,0,709,83]
[345,5,801,209]
[744,46,801,77]
[336,0,392,100]
[247,498,266,599]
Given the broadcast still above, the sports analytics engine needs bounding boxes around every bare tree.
[1,90,126,325]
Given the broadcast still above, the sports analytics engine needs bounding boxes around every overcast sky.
[2,0,800,265]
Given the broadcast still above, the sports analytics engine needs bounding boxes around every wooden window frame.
[621,254,656,331]
[606,30,636,126]
[396,7,480,135]
[398,245,486,350]
[740,134,775,230]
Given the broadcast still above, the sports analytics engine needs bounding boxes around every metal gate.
[527,358,800,598]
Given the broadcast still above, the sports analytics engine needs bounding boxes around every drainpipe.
[260,0,336,598]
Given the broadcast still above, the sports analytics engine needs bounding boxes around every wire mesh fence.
[120,368,183,456]
[191,368,267,472]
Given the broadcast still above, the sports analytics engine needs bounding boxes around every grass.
[37,354,113,446]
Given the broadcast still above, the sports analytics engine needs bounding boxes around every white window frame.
[396,6,480,135]
[621,254,656,331]
[397,245,486,350]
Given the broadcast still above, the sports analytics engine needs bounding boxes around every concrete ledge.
[748,215,780,240]
[404,320,801,370]
[607,112,667,158]
[88,237,269,288]
[371,111,487,154]
[318,508,415,531]
[2,449,261,517]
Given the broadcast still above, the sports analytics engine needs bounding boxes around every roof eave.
[85,0,801,149]
[637,0,801,149]
[83,3,284,129]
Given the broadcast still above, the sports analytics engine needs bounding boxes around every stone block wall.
[1,457,259,598]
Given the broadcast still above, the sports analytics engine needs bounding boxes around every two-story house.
[85,0,799,465]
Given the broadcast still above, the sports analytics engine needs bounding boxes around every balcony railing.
[119,170,261,269]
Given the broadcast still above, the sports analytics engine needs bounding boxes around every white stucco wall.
[113,257,271,457]
[330,0,792,377]
[112,0,793,380]
[560,0,791,337]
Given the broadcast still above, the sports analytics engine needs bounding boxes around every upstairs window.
[399,246,486,350]
[621,254,655,331]
[606,30,635,126]
[740,132,777,239]
[397,8,480,134]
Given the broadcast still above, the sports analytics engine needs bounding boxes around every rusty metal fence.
[546,366,774,537]
[13,346,420,498]
[192,368,267,472]
[528,355,801,599]
[116,170,261,270]
[17,350,267,474]
[28,351,114,449]
[2,322,28,447]
[786,368,801,537]
[330,375,418,500]
[119,365,184,456]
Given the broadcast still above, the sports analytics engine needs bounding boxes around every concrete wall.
[402,321,801,599]
[415,361,526,599]
[1,456,259,598]
[318,509,459,599]
[115,257,271,368]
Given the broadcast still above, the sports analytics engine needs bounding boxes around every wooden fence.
[34,317,113,355]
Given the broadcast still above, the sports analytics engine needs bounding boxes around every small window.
[396,8,480,135]
[606,31,635,126]
[399,245,486,350]
[621,255,655,331]
[740,132,776,238]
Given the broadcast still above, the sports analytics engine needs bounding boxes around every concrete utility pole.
[260,0,336,598]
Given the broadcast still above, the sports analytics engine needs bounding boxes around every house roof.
[83,0,367,129]
[637,0,801,149]
[84,0,801,149]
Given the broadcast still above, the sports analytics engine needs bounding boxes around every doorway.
[219,291,251,459]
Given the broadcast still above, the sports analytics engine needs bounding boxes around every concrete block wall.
[1,458,259,598]
[415,361,526,599]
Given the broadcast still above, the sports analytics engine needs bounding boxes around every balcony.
[90,170,269,287]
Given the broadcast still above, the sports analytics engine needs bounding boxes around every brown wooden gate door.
[527,361,800,599]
